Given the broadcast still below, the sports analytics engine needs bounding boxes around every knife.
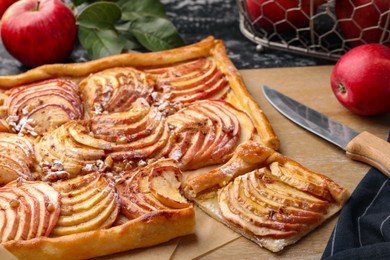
[262,85,390,178]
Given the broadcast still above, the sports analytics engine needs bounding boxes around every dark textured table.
[0,0,335,76]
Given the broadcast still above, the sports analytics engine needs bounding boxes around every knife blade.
[262,85,390,178]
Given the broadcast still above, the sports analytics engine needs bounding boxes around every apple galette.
[0,37,349,259]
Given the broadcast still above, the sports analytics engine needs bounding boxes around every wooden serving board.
[174,65,390,259]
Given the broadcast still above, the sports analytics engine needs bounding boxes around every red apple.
[0,0,18,18]
[330,44,390,116]
[335,0,390,48]
[0,0,77,68]
[246,0,325,34]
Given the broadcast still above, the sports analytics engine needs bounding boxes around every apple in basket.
[335,0,390,48]
[330,44,390,116]
[0,0,77,68]
[246,0,325,34]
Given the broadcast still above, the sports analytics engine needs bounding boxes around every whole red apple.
[1,0,77,68]
[335,0,390,48]
[0,0,18,18]
[246,0,325,34]
[331,44,390,116]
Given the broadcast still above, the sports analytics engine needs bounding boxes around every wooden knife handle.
[346,131,390,178]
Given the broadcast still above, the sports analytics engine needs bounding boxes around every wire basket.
[237,0,390,60]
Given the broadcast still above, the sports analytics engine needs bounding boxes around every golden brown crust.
[3,208,195,260]
[0,37,215,89]
[211,41,280,150]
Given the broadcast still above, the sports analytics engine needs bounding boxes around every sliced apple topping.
[0,133,35,185]
[80,67,156,117]
[116,159,192,220]
[35,121,111,179]
[5,79,83,135]
[147,58,231,103]
[51,173,120,236]
[103,106,170,166]
[0,180,61,242]
[217,167,336,239]
[163,100,255,170]
[184,141,350,205]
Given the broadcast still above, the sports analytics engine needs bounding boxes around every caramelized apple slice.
[52,173,119,236]
[35,122,109,178]
[240,171,324,224]
[80,67,155,117]
[117,159,192,220]
[218,182,298,239]
[0,181,61,242]
[6,79,83,135]
[0,133,34,184]
[164,100,254,171]
[0,195,19,242]
[149,161,191,209]
[148,58,230,103]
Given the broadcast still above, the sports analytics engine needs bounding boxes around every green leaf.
[78,27,126,59]
[116,0,167,21]
[115,22,143,50]
[77,2,122,29]
[129,16,185,51]
[77,2,125,59]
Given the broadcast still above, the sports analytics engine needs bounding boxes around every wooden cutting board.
[179,65,390,259]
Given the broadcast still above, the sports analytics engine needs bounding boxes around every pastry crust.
[3,208,195,260]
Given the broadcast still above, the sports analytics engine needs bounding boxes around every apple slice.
[269,162,334,202]
[165,99,254,170]
[149,162,191,209]
[6,79,83,135]
[0,190,29,241]
[52,173,119,236]
[0,180,61,241]
[0,195,19,242]
[108,116,170,162]
[3,186,39,240]
[248,169,330,214]
[67,121,112,150]
[35,122,108,178]
[80,67,155,117]
[218,182,298,238]
[0,133,35,184]
[227,177,309,232]
[148,58,230,103]
[241,171,324,224]
[117,159,191,219]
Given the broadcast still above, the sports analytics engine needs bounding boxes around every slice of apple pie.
[184,141,350,252]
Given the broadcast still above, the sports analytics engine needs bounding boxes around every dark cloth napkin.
[322,133,390,260]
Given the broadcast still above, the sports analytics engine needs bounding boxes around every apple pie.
[0,37,349,259]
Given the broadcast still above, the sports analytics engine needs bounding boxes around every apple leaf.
[116,0,167,21]
[78,27,127,60]
[77,2,122,29]
[130,16,185,51]
[74,0,184,59]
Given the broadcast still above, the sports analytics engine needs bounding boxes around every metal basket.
[237,0,390,60]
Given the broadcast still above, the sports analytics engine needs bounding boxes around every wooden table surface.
[187,65,390,260]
